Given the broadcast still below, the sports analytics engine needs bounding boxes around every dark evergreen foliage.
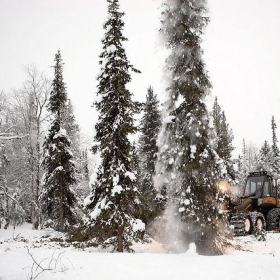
[61,98,85,187]
[138,86,161,222]
[40,50,77,232]
[212,97,235,181]
[61,99,80,158]
[48,51,67,117]
[41,121,77,230]
[86,0,144,252]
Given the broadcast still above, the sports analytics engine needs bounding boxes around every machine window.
[263,182,271,196]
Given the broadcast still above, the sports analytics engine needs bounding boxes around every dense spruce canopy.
[48,51,67,117]
[86,0,144,252]
[212,97,235,181]
[156,0,226,254]
[61,99,80,157]
[40,50,77,232]
[61,99,84,181]
[138,86,161,221]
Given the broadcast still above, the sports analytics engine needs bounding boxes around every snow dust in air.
[149,91,194,254]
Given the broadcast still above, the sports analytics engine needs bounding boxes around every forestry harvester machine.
[220,171,280,236]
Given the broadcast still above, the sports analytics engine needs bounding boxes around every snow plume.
[154,90,176,191]
[153,102,194,253]
[163,203,195,253]
[147,196,196,253]
[152,50,193,252]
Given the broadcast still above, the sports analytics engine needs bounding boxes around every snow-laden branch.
[0,133,29,140]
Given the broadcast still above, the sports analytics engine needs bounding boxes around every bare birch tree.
[11,66,51,229]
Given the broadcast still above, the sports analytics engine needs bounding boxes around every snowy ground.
[0,224,280,280]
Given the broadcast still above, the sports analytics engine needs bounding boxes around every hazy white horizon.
[1,0,280,157]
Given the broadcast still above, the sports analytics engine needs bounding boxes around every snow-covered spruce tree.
[60,99,88,200]
[256,140,272,172]
[241,139,249,172]
[40,50,77,232]
[138,86,161,223]
[235,139,249,186]
[271,116,280,178]
[156,0,227,255]
[61,99,80,161]
[86,0,144,252]
[129,142,143,219]
[212,97,235,182]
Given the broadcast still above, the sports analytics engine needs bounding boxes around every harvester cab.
[236,171,278,212]
[230,171,280,236]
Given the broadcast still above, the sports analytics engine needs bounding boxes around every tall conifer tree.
[271,116,280,178]
[257,140,272,172]
[61,99,80,161]
[138,86,161,222]
[86,0,144,252]
[212,97,235,181]
[61,99,85,188]
[156,0,225,254]
[40,50,77,232]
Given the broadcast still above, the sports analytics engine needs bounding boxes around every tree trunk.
[34,142,41,230]
[5,183,10,228]
[59,180,64,232]
[117,225,124,252]
[31,174,36,229]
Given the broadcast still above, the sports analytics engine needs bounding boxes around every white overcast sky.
[1,0,280,156]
